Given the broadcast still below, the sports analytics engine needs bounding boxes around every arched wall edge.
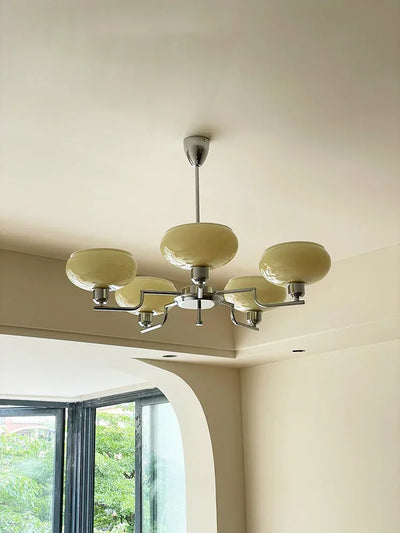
[128,358,219,533]
[137,359,247,533]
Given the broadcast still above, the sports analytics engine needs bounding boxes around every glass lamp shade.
[224,276,286,312]
[259,241,331,286]
[66,248,137,291]
[160,223,238,270]
[115,277,177,315]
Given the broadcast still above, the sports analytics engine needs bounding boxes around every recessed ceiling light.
[292,349,305,353]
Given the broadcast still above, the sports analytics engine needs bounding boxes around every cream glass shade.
[259,241,331,286]
[115,277,177,315]
[224,276,286,312]
[160,223,238,270]
[66,248,137,291]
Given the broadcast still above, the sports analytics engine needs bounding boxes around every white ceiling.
[1,0,399,284]
[0,335,150,401]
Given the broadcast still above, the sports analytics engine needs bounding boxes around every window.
[94,402,136,531]
[0,407,64,532]
[142,402,185,533]
[0,390,185,533]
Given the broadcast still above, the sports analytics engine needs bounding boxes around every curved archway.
[129,358,218,533]
[0,335,219,533]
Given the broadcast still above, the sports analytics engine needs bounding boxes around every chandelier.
[66,136,331,333]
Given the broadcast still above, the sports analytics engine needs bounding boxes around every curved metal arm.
[253,291,305,308]
[140,302,177,333]
[216,288,305,309]
[94,289,181,313]
[219,301,259,331]
[216,288,258,296]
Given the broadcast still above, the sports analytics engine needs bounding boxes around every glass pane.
[94,402,136,532]
[0,413,57,532]
[142,402,186,533]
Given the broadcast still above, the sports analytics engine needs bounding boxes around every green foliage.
[0,405,137,533]
[93,404,136,532]
[0,431,54,532]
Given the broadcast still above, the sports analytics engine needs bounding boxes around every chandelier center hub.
[175,286,224,310]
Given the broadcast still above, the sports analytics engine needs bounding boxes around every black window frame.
[0,388,167,533]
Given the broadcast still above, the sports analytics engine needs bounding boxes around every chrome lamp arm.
[92,286,304,333]
[219,300,259,331]
[140,302,177,333]
[216,287,305,308]
[93,289,182,312]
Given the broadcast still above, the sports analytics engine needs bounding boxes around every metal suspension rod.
[195,165,200,223]
[196,299,203,326]
[184,136,209,222]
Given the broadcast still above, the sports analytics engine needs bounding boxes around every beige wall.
[146,360,247,533]
[241,340,400,533]
[0,249,234,358]
[2,248,399,533]
[234,244,400,363]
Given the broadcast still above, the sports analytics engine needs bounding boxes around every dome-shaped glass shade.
[259,241,331,286]
[160,223,238,270]
[224,276,286,312]
[66,248,137,291]
[115,277,177,315]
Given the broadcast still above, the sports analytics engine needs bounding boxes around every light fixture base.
[288,282,305,301]
[191,266,210,286]
[247,310,262,327]
[184,136,210,167]
[92,287,109,306]
[139,311,153,328]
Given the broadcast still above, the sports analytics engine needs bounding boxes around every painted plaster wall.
[146,360,247,533]
[241,340,400,533]
[0,249,235,357]
[234,244,400,362]
[2,246,399,533]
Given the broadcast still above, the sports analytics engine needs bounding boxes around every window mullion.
[135,399,143,533]
[64,404,96,533]
[81,406,96,532]
[52,409,65,533]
